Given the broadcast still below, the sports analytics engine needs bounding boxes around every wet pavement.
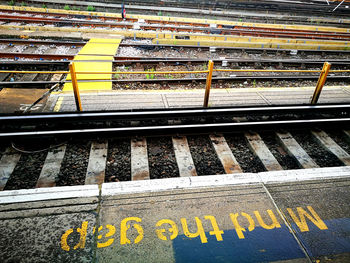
[0,88,48,113]
[0,167,349,262]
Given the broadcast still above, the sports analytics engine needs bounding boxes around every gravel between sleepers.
[105,139,131,182]
[291,132,344,167]
[4,146,47,190]
[225,133,266,173]
[187,135,225,176]
[56,141,91,186]
[260,132,300,170]
[148,136,179,179]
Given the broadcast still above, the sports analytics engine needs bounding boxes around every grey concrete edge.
[0,166,349,204]
[102,166,350,196]
[0,185,99,204]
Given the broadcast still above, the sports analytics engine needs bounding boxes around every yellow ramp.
[79,43,120,56]
[63,38,121,91]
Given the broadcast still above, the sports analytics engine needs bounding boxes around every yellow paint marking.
[73,55,114,61]
[205,215,224,241]
[54,97,63,112]
[88,38,122,43]
[66,61,112,80]
[63,38,120,91]
[287,206,328,232]
[60,228,73,251]
[59,206,331,251]
[93,225,116,248]
[120,217,144,245]
[181,217,208,243]
[1,5,349,33]
[78,43,120,56]
[60,221,88,251]
[229,212,256,239]
[153,38,350,51]
[254,210,281,230]
[155,219,179,241]
[73,221,88,250]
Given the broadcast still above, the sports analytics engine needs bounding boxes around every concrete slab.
[0,88,48,113]
[50,92,165,111]
[97,183,307,263]
[48,86,350,112]
[0,185,99,263]
[0,168,349,262]
[267,178,350,262]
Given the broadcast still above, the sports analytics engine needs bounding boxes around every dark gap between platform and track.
[1,104,349,141]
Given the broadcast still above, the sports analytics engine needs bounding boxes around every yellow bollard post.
[310,62,331,105]
[203,60,214,108]
[69,62,82,112]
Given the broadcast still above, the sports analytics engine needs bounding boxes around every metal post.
[203,60,214,107]
[310,62,331,105]
[69,62,82,111]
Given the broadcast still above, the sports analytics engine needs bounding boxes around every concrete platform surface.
[0,166,349,262]
[46,86,350,112]
[0,88,48,113]
[1,86,350,114]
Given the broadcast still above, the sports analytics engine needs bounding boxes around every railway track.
[2,40,350,62]
[2,58,350,68]
[1,37,349,90]
[0,7,346,29]
[1,11,350,40]
[21,0,350,18]
[1,74,349,89]
[0,104,349,190]
[1,2,350,262]
[1,58,349,88]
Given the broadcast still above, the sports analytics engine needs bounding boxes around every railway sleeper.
[0,129,349,190]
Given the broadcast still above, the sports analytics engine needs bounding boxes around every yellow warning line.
[1,22,349,50]
[188,34,349,46]
[54,97,63,112]
[152,38,350,51]
[0,4,349,33]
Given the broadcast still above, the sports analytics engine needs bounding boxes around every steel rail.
[0,6,348,28]
[14,0,350,17]
[0,38,86,46]
[5,11,350,38]
[1,75,349,87]
[1,44,350,61]
[2,15,350,40]
[1,104,349,138]
[1,104,349,121]
[1,118,349,138]
[2,59,350,67]
[0,53,74,60]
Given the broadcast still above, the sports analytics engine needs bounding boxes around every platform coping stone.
[172,136,197,177]
[131,137,150,181]
[209,134,242,174]
[245,132,283,171]
[85,141,108,185]
[276,132,319,169]
[0,147,21,191]
[36,145,67,188]
[311,130,350,166]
